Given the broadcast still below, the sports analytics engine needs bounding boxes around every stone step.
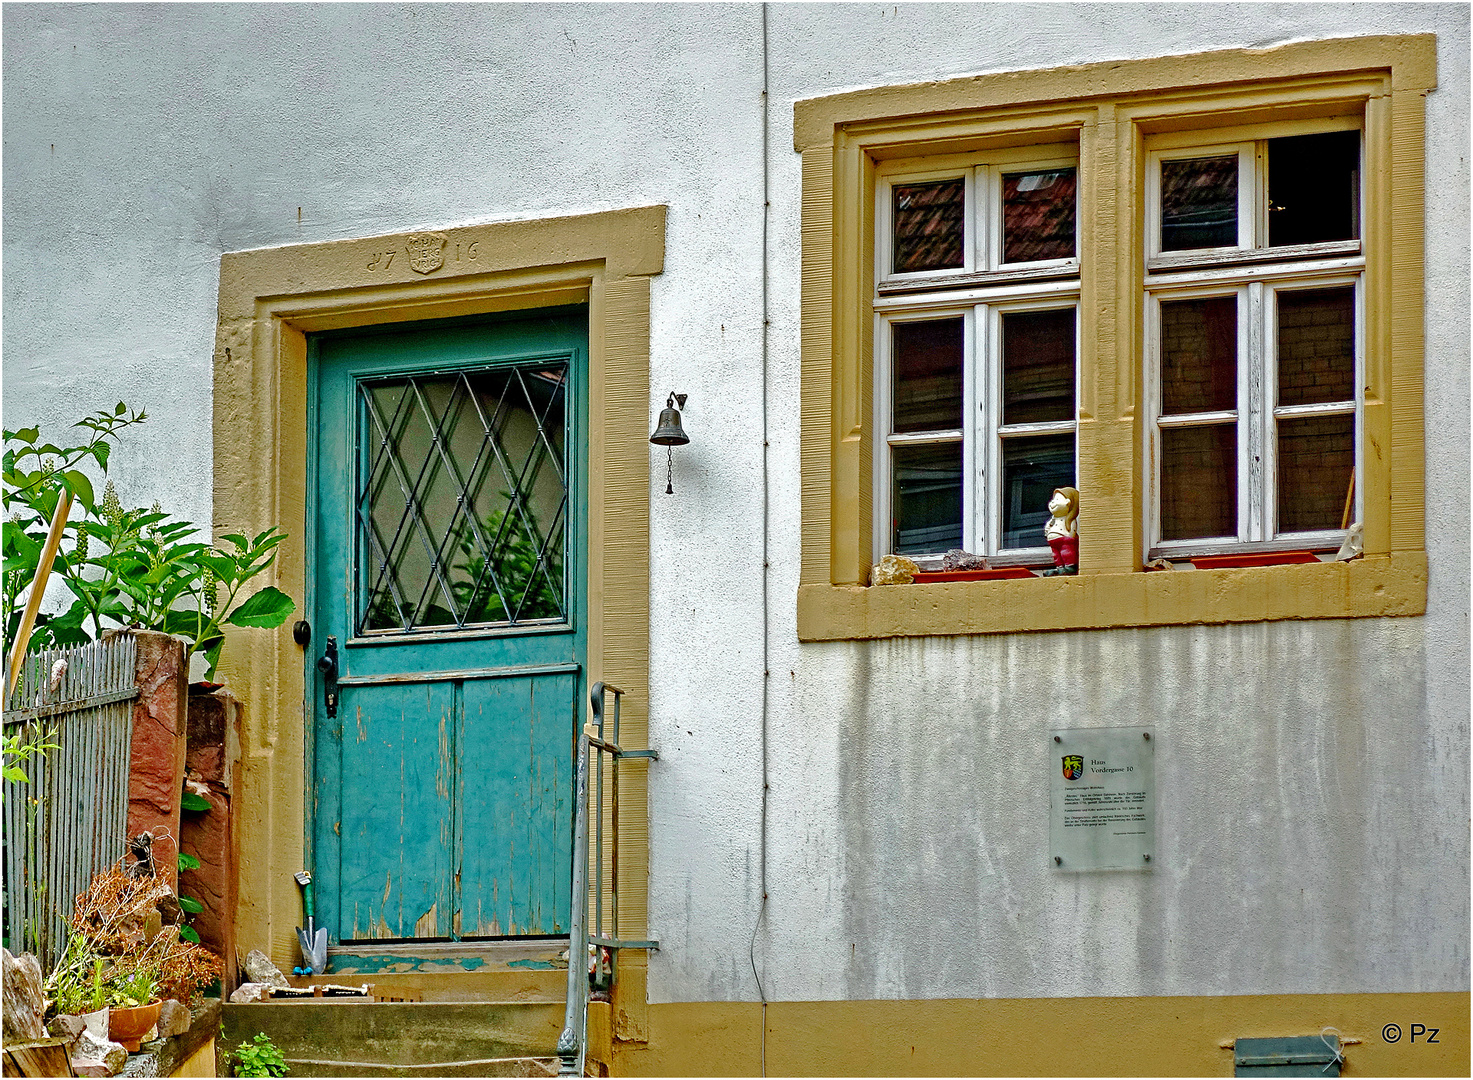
[221,1001,567,1073]
[288,968,566,1003]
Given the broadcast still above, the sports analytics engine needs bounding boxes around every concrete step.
[281,1054,560,1077]
[221,1001,567,1075]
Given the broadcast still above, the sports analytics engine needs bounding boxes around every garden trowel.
[294,870,327,975]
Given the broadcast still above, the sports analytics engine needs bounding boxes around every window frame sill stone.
[796,551,1427,641]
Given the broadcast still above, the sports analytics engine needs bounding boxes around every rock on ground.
[48,1012,88,1051]
[871,554,920,585]
[940,548,989,570]
[81,1007,110,1040]
[229,981,271,1003]
[71,1031,129,1077]
[243,949,290,988]
[154,998,190,1038]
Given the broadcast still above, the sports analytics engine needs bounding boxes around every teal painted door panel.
[309,308,587,943]
[458,672,575,936]
[337,681,457,939]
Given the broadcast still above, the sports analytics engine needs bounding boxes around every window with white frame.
[1144,121,1363,558]
[875,145,1079,564]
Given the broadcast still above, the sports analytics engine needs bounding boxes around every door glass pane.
[1002,308,1075,425]
[1001,433,1074,549]
[1161,297,1237,414]
[1002,168,1076,263]
[893,318,964,433]
[1161,155,1238,250]
[892,178,965,273]
[1278,413,1355,533]
[358,362,568,633]
[1268,130,1359,246]
[1277,287,1355,406]
[891,442,962,555]
[1160,424,1236,540]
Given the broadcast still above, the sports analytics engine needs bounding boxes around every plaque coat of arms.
[1061,754,1083,780]
[405,232,448,275]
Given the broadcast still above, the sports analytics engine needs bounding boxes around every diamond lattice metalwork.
[356,362,569,633]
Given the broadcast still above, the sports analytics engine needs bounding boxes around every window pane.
[892,318,964,433]
[1277,287,1355,406]
[1278,414,1355,533]
[1269,131,1359,246]
[892,442,963,555]
[893,178,965,273]
[1161,155,1238,251]
[359,363,568,632]
[1160,425,1236,540]
[1002,168,1076,263]
[1161,297,1236,414]
[1001,433,1074,549]
[1002,308,1075,425]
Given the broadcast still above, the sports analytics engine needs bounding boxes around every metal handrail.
[557,682,658,1076]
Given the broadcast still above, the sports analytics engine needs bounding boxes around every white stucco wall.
[4,3,1467,1006]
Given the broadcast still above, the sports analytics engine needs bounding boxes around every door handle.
[317,636,339,718]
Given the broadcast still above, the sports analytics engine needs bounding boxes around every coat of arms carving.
[405,232,448,275]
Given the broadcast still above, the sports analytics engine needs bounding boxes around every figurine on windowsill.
[1041,486,1079,576]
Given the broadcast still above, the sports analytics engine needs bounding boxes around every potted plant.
[44,930,163,1051]
[103,956,162,1052]
[45,865,224,1055]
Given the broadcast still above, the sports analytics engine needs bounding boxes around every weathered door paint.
[308,308,587,941]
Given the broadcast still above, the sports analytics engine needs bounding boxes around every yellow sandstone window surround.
[794,35,1433,641]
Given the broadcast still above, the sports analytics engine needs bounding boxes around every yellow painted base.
[171,1037,216,1078]
[601,992,1468,1077]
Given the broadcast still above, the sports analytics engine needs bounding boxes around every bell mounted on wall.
[650,392,689,494]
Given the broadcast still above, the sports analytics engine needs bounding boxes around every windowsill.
[1145,238,1361,274]
[905,549,1055,571]
[878,260,1080,295]
[796,551,1427,641]
[1147,535,1345,561]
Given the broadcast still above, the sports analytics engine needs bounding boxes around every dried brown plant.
[66,864,222,1005]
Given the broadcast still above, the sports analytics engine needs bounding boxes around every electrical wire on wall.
[748,2,772,1076]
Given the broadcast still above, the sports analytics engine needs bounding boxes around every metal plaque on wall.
[1049,727,1154,871]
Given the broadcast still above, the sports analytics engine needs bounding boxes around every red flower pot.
[108,1001,161,1051]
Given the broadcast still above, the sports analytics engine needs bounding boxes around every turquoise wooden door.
[308,308,586,942]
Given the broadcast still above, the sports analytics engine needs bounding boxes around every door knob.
[317,636,339,718]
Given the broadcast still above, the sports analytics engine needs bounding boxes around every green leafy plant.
[3,407,295,677]
[177,850,203,944]
[3,405,146,650]
[43,934,157,1012]
[107,960,158,1009]
[45,933,102,1016]
[454,499,564,623]
[2,727,60,785]
[232,1033,289,1078]
[177,787,216,943]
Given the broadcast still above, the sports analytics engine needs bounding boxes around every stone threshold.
[323,937,570,975]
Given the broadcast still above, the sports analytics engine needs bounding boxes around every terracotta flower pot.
[108,1001,161,1051]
